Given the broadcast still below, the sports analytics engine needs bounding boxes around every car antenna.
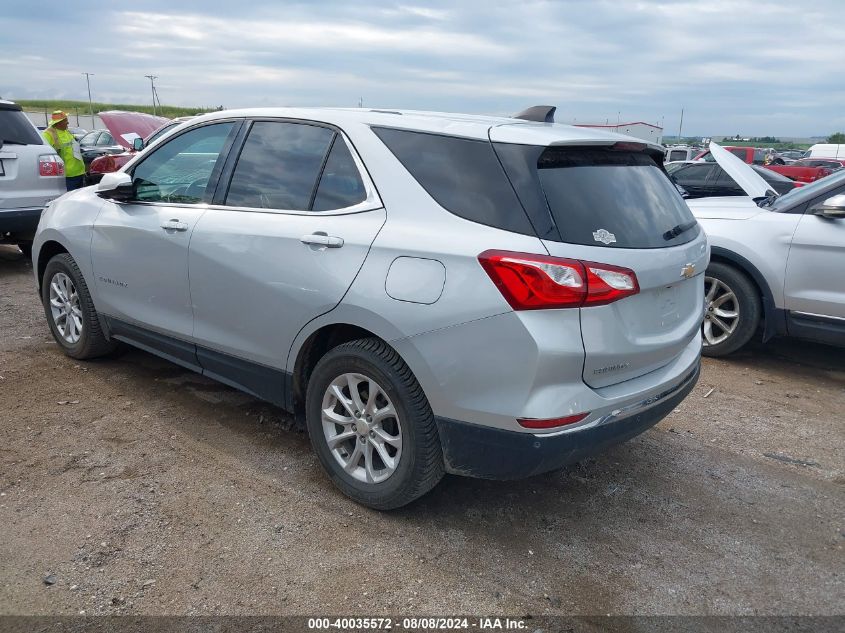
[513,105,556,123]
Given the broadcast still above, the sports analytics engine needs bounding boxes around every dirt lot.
[0,244,842,616]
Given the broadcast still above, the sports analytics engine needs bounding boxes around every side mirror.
[810,194,845,219]
[96,171,133,202]
[132,137,144,152]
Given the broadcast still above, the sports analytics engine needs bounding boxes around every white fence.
[24,111,104,131]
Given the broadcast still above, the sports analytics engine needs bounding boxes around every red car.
[85,112,180,184]
[766,158,843,184]
[694,146,766,165]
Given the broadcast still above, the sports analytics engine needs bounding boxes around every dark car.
[78,129,125,169]
[670,161,800,198]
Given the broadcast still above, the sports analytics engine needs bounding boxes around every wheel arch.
[708,246,785,341]
[287,309,410,419]
[36,239,70,291]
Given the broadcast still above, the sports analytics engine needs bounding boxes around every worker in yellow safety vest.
[42,111,86,190]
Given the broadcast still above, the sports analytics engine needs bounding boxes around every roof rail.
[513,105,556,123]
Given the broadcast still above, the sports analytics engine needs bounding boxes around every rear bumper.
[0,208,43,236]
[436,361,699,480]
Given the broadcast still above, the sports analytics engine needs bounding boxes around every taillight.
[39,154,64,177]
[816,168,831,180]
[581,261,640,306]
[518,412,590,430]
[478,250,639,310]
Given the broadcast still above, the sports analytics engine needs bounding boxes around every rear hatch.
[493,129,708,388]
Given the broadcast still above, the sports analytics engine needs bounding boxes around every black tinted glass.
[97,133,114,146]
[534,148,699,248]
[312,138,367,211]
[132,122,234,204]
[226,122,334,210]
[373,127,534,235]
[0,110,43,145]
[80,132,98,146]
[673,163,714,184]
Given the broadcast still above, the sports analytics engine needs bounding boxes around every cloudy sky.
[2,0,843,137]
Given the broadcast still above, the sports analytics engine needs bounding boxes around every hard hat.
[49,110,69,126]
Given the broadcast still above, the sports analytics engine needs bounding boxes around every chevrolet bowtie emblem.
[680,263,696,279]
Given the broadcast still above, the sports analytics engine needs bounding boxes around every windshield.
[771,169,845,210]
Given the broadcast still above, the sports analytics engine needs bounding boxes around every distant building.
[574,121,663,145]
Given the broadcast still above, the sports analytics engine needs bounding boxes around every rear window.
[372,127,534,235]
[531,147,699,248]
[0,109,43,145]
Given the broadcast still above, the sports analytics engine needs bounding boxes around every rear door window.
[0,109,43,145]
[225,121,334,210]
[530,147,699,248]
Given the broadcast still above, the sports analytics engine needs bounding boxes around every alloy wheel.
[49,272,83,345]
[321,372,402,484]
[702,276,740,346]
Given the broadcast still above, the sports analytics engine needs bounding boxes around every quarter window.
[131,122,235,204]
[373,127,534,235]
[225,121,334,210]
[312,137,367,211]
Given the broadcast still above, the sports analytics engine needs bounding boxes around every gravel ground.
[0,244,842,616]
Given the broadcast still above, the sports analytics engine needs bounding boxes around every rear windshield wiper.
[663,220,697,241]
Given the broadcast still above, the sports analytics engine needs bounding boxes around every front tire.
[701,262,761,357]
[41,253,117,360]
[305,338,444,510]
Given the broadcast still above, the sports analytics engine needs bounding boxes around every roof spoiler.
[513,105,556,123]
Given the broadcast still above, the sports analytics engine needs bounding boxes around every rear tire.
[305,338,444,510]
[701,262,761,357]
[41,253,117,360]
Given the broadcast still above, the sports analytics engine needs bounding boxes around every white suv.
[33,107,706,508]
[688,143,845,356]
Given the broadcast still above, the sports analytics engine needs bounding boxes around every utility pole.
[678,107,684,141]
[144,75,158,116]
[82,72,95,127]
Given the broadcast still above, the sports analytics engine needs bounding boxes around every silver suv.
[32,107,707,509]
[0,100,66,255]
[687,143,845,355]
